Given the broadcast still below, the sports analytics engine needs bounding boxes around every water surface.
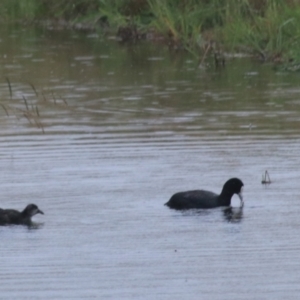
[0,25,300,299]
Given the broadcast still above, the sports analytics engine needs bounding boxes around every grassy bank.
[1,0,300,62]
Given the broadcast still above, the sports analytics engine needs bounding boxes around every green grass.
[221,1,300,60]
[2,0,300,62]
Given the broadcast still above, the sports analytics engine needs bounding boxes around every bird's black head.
[23,204,44,217]
[222,178,244,206]
[223,178,243,193]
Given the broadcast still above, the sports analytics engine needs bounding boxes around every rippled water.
[0,26,300,299]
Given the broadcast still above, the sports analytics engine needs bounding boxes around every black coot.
[165,178,244,210]
[0,204,44,226]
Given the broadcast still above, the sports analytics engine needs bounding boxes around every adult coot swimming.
[165,178,244,210]
[0,204,44,226]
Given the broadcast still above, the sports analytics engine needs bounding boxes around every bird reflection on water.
[223,207,243,223]
[178,206,243,223]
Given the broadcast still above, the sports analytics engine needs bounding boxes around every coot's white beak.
[238,190,244,208]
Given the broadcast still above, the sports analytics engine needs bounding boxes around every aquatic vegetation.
[1,78,70,133]
[1,0,300,62]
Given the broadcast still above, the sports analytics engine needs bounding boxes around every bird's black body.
[0,204,44,226]
[165,178,244,210]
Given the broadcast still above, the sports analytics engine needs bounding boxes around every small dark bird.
[0,204,44,226]
[165,178,244,210]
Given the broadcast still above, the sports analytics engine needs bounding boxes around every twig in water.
[29,83,38,97]
[199,42,211,67]
[23,111,45,133]
[22,96,29,110]
[62,98,68,106]
[261,170,271,184]
[0,104,9,116]
[23,112,33,125]
[52,92,57,104]
[41,92,47,102]
[5,77,12,99]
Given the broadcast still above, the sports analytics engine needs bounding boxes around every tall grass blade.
[22,96,29,110]
[29,83,38,97]
[0,104,9,116]
[5,77,12,99]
